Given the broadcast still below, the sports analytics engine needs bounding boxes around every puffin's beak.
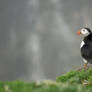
[77,30,81,35]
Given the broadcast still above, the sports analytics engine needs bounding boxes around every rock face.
[0,0,92,81]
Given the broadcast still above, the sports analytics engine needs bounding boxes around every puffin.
[77,27,92,68]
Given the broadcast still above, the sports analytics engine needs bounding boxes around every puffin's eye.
[83,30,85,32]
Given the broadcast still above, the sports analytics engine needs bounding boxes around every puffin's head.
[77,27,92,37]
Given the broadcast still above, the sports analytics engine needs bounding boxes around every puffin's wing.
[81,41,92,60]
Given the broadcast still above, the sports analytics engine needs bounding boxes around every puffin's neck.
[83,34,92,43]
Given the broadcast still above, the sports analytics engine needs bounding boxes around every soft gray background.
[0,0,92,81]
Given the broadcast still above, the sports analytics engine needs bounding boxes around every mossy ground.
[1,68,92,92]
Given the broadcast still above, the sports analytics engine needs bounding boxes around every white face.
[80,28,90,36]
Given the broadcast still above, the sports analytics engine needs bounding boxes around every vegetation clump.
[56,68,92,84]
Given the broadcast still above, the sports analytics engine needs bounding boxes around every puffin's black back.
[81,33,92,63]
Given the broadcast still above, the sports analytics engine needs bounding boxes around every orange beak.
[77,30,81,35]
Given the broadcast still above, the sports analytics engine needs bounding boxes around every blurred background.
[0,0,92,81]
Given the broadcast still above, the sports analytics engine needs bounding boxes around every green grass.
[0,81,87,92]
[1,68,92,92]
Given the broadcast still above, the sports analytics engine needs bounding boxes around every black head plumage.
[84,27,92,34]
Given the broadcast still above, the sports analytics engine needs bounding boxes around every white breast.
[80,41,85,48]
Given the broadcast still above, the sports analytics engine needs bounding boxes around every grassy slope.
[1,68,92,92]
